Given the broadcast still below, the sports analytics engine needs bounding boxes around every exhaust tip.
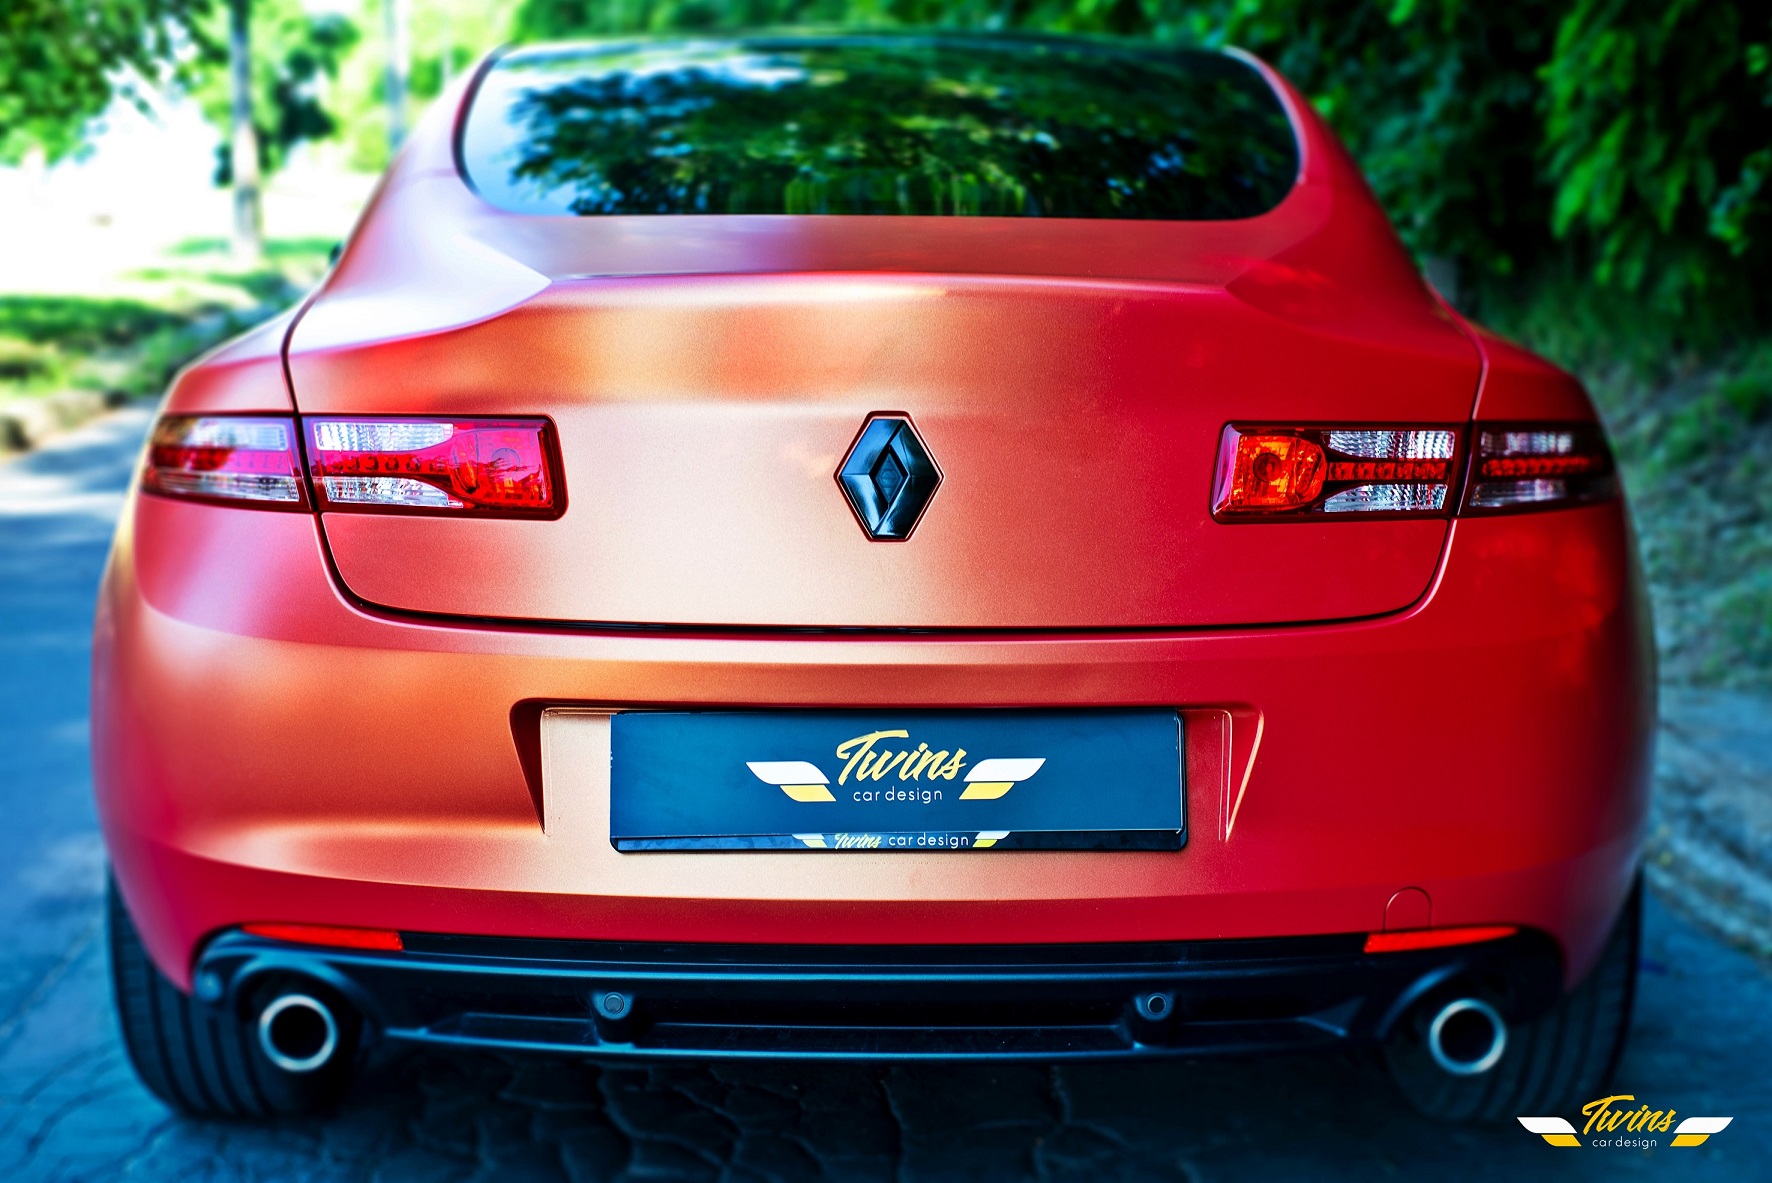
[257,993,340,1074]
[1426,997,1507,1076]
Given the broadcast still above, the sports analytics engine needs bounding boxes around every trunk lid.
[288,268,1478,629]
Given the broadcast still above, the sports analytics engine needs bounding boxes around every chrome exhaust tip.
[256,993,340,1074]
[1426,997,1507,1076]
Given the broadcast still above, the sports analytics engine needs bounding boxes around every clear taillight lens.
[1465,424,1616,512]
[1213,426,1459,519]
[306,418,562,517]
[141,415,305,507]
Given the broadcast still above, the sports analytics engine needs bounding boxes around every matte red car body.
[93,51,1652,997]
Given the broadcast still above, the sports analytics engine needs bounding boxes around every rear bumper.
[196,928,1563,1062]
[95,492,1654,993]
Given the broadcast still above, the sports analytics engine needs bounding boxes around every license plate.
[610,709,1184,852]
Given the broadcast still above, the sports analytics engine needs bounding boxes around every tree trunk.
[228,0,262,262]
[383,0,409,152]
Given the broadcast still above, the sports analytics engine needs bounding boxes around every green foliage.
[192,0,361,183]
[1165,4,1561,288]
[0,294,199,398]
[407,0,527,100]
[1541,0,1768,306]
[0,337,58,383]
[0,296,186,352]
[330,0,524,173]
[0,238,334,401]
[0,0,209,163]
[1717,345,1772,424]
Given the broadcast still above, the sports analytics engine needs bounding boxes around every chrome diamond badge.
[836,415,941,540]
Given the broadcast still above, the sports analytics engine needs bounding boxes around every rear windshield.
[459,37,1299,220]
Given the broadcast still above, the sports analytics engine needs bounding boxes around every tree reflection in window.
[460,36,1299,220]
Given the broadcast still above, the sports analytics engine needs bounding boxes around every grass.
[1607,356,1772,690]
[166,236,339,261]
[0,237,333,403]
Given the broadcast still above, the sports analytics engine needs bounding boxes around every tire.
[107,878,357,1118]
[1384,876,1640,1123]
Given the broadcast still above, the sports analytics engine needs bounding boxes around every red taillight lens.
[1464,424,1616,512]
[306,418,562,517]
[142,415,305,508]
[1213,426,1459,519]
[240,922,404,951]
[1218,432,1327,511]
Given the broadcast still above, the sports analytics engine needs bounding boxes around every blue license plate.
[610,709,1184,852]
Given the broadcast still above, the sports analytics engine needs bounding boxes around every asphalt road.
[2,410,1768,1181]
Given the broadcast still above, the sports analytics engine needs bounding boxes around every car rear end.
[93,35,1650,1119]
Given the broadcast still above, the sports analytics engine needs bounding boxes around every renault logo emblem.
[837,415,941,540]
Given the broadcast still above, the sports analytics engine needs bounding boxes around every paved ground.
[2,411,1769,1181]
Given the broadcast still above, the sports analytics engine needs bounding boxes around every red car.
[95,34,1651,1122]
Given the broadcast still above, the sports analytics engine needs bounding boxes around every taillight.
[1463,424,1616,512]
[141,415,306,508]
[1213,426,1459,519]
[306,418,562,517]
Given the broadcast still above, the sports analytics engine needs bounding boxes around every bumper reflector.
[142,415,305,507]
[1363,925,1517,954]
[241,922,405,951]
[307,417,561,516]
[1214,426,1458,518]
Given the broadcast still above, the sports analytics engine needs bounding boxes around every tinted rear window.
[460,37,1299,220]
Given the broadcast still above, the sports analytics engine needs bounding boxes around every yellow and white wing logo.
[1671,1117,1732,1147]
[747,761,835,802]
[960,758,1046,800]
[1517,1117,1581,1147]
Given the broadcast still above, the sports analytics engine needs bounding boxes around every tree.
[384,0,411,150]
[191,0,359,256]
[227,0,261,257]
[0,0,208,164]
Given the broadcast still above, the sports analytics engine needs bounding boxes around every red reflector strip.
[241,922,404,951]
[307,418,561,516]
[1363,925,1517,954]
[142,415,305,507]
[1213,426,1459,518]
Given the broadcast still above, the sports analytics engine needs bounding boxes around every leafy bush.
[0,0,207,163]
[0,239,334,401]
[0,297,186,353]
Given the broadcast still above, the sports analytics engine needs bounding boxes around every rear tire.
[107,878,357,1118]
[1384,876,1640,1123]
